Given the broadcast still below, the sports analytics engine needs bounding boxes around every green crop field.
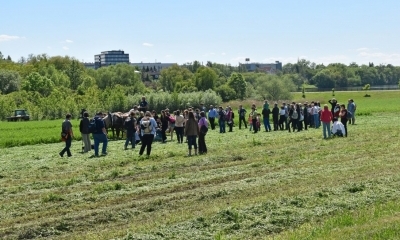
[0,91,400,239]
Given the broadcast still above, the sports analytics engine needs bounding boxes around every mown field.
[0,91,400,239]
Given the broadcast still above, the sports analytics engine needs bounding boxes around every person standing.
[174,110,185,143]
[207,105,217,130]
[328,98,337,116]
[60,113,74,157]
[320,105,333,139]
[198,111,208,154]
[226,106,233,132]
[303,103,309,130]
[185,111,200,156]
[124,111,136,150]
[238,105,247,129]
[262,105,271,132]
[160,110,168,143]
[79,112,91,153]
[339,104,349,137]
[272,103,279,131]
[139,111,157,156]
[313,103,320,128]
[347,99,356,125]
[218,106,226,133]
[250,106,258,133]
[92,112,108,157]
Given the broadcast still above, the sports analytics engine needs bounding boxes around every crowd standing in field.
[61,96,357,158]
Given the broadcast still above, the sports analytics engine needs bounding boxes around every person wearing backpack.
[92,112,108,157]
[124,111,136,150]
[79,111,91,153]
[59,113,74,157]
[139,111,157,156]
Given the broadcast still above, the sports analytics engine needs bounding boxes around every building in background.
[239,61,282,73]
[131,62,176,80]
[94,50,129,69]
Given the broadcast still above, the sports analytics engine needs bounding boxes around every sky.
[1,0,400,66]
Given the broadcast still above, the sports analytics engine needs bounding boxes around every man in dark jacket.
[261,106,271,132]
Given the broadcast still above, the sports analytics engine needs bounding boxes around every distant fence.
[298,85,399,92]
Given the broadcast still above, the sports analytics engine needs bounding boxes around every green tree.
[228,72,246,99]
[312,69,336,88]
[159,64,193,92]
[194,67,217,91]
[216,84,236,102]
[0,70,21,94]
[66,60,84,90]
[22,72,54,96]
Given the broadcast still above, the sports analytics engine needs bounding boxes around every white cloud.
[65,39,73,43]
[62,46,69,50]
[0,34,22,42]
[165,54,172,58]
[142,42,153,47]
[221,52,226,56]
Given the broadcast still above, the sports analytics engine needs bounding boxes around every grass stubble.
[0,92,400,239]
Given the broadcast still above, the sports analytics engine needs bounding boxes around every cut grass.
[1,90,400,239]
[0,112,399,239]
[270,200,400,240]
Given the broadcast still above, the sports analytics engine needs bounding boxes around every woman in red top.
[320,104,333,139]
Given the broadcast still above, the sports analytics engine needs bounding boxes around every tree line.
[0,52,399,120]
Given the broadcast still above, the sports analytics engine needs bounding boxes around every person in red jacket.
[320,104,333,139]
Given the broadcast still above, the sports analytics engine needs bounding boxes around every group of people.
[206,98,356,139]
[59,96,357,157]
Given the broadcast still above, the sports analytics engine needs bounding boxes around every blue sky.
[1,0,400,66]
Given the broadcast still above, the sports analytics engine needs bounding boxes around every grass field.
[0,91,400,239]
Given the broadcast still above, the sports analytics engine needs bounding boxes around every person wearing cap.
[92,112,108,157]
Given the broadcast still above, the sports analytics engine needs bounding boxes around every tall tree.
[194,67,217,91]
[228,72,246,100]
